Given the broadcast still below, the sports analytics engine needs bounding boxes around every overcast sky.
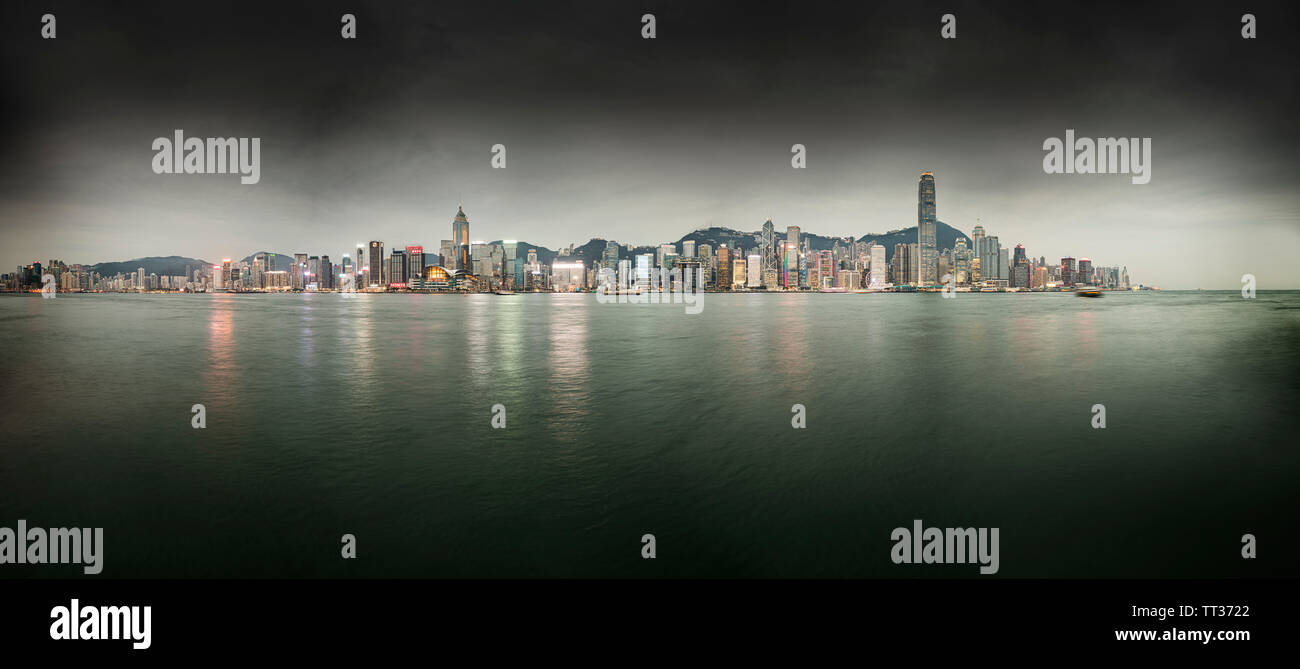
[1,0,1297,288]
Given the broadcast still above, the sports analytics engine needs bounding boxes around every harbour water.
[1,291,1296,577]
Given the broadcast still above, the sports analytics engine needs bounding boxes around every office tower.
[786,226,801,253]
[368,242,385,287]
[917,172,937,285]
[747,254,761,288]
[971,223,985,261]
[781,243,797,288]
[978,235,997,280]
[716,245,731,290]
[388,249,406,287]
[1060,257,1076,286]
[354,245,365,288]
[502,240,520,288]
[551,260,584,292]
[405,246,424,284]
[635,253,652,288]
[998,246,1009,282]
[319,255,332,289]
[341,255,353,288]
[452,205,469,250]
[954,237,971,284]
[732,256,746,289]
[1077,258,1094,285]
[602,240,619,267]
[1033,265,1048,289]
[289,254,303,289]
[817,249,834,289]
[870,244,886,288]
[760,219,775,274]
[220,261,231,291]
[656,243,674,268]
[1011,244,1029,289]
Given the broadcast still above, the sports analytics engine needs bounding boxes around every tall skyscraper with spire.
[760,218,775,274]
[917,172,937,285]
[452,205,470,271]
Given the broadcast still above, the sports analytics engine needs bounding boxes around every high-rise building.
[747,254,761,288]
[760,219,775,274]
[451,205,470,270]
[635,253,652,288]
[220,260,232,291]
[602,240,619,268]
[716,245,731,290]
[656,243,675,268]
[682,240,695,259]
[355,245,365,288]
[406,246,424,284]
[388,249,407,287]
[1077,258,1094,286]
[786,226,801,252]
[292,253,307,289]
[1061,257,1076,286]
[368,242,385,287]
[917,172,937,285]
[732,256,746,289]
[870,244,886,288]
[971,223,986,261]
[954,237,972,284]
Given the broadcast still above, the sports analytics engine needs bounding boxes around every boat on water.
[1075,286,1103,298]
[494,290,515,295]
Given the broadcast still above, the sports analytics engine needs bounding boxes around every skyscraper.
[717,245,731,291]
[355,244,365,288]
[917,172,937,285]
[1077,258,1094,286]
[368,241,384,287]
[292,253,307,289]
[388,248,406,287]
[760,219,775,274]
[870,244,886,288]
[1061,257,1076,286]
[452,205,470,271]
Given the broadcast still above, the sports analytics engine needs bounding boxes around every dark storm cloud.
[1,0,1297,287]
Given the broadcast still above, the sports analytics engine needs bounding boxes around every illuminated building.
[870,244,886,288]
[716,245,731,290]
[551,261,584,292]
[917,171,937,285]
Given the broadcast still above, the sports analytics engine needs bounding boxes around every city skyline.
[8,171,1139,295]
